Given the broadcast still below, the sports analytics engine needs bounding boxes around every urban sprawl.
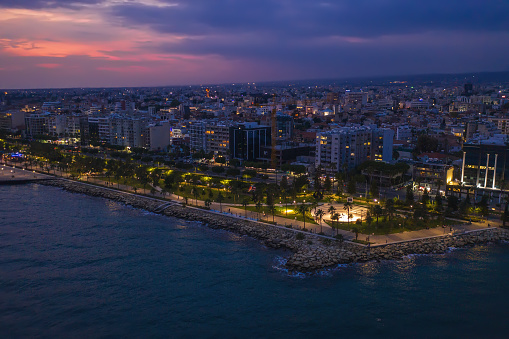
[2,75,509,242]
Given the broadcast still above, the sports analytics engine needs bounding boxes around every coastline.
[39,178,509,272]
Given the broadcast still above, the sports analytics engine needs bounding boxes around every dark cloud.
[109,0,509,38]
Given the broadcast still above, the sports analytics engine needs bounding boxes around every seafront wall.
[40,179,509,272]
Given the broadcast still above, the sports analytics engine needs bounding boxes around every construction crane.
[271,95,277,170]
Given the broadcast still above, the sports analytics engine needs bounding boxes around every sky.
[0,0,509,89]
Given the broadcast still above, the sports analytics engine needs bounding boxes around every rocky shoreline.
[40,178,509,272]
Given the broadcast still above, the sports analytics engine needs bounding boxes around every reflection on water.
[2,185,509,338]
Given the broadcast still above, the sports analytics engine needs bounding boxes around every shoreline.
[36,178,509,272]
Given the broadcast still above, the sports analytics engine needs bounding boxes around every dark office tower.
[229,122,271,162]
[464,83,473,96]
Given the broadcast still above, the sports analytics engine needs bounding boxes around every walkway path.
[3,159,494,245]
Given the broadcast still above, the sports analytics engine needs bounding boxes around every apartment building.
[315,126,394,173]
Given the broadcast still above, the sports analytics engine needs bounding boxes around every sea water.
[1,184,509,338]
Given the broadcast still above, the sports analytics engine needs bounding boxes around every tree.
[192,186,199,206]
[315,209,325,234]
[242,198,249,218]
[137,166,149,194]
[328,205,336,220]
[369,180,379,198]
[255,201,263,220]
[435,193,443,212]
[406,185,414,204]
[324,176,332,192]
[385,198,395,221]
[447,195,459,212]
[280,175,289,191]
[268,204,276,222]
[366,212,373,226]
[415,135,439,154]
[298,204,309,230]
[502,204,509,227]
[335,172,344,195]
[216,192,224,212]
[226,167,240,177]
[413,203,427,222]
[310,198,319,215]
[344,202,353,225]
[204,199,212,208]
[347,178,357,195]
[351,227,359,240]
[373,205,383,227]
[422,189,430,205]
[331,212,340,235]
[477,195,489,220]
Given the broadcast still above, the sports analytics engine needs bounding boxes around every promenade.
[0,163,52,183]
[1,161,496,246]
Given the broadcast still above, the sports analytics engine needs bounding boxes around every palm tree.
[204,199,212,209]
[242,198,249,218]
[298,204,309,230]
[310,198,319,215]
[335,171,344,195]
[374,205,383,227]
[255,201,263,220]
[216,192,224,212]
[328,205,336,221]
[315,208,325,234]
[343,201,353,225]
[351,226,359,240]
[268,204,276,222]
[192,186,199,206]
[331,212,340,236]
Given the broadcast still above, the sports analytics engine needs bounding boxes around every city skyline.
[1,0,509,89]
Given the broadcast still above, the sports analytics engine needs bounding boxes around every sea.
[1,184,509,338]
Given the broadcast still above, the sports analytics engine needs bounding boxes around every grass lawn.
[326,215,462,235]
[95,176,147,190]
[173,184,252,204]
[244,205,317,224]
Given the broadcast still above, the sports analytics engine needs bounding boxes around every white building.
[315,126,394,173]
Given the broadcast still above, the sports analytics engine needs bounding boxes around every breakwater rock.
[40,179,509,273]
[285,228,509,272]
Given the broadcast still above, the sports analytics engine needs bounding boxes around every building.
[47,115,66,136]
[276,114,293,140]
[396,125,412,141]
[0,111,25,131]
[413,162,454,186]
[461,135,509,189]
[109,116,146,148]
[489,118,509,135]
[206,123,230,157]
[189,121,232,156]
[315,126,394,173]
[88,116,110,142]
[229,122,271,162]
[146,121,170,151]
[25,113,50,137]
[189,121,207,152]
[344,91,368,106]
[260,144,313,167]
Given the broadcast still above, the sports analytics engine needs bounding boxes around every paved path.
[2,159,496,245]
[0,163,52,182]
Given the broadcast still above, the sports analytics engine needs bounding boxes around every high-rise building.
[25,113,49,137]
[315,126,394,173]
[229,122,271,162]
[276,114,293,140]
